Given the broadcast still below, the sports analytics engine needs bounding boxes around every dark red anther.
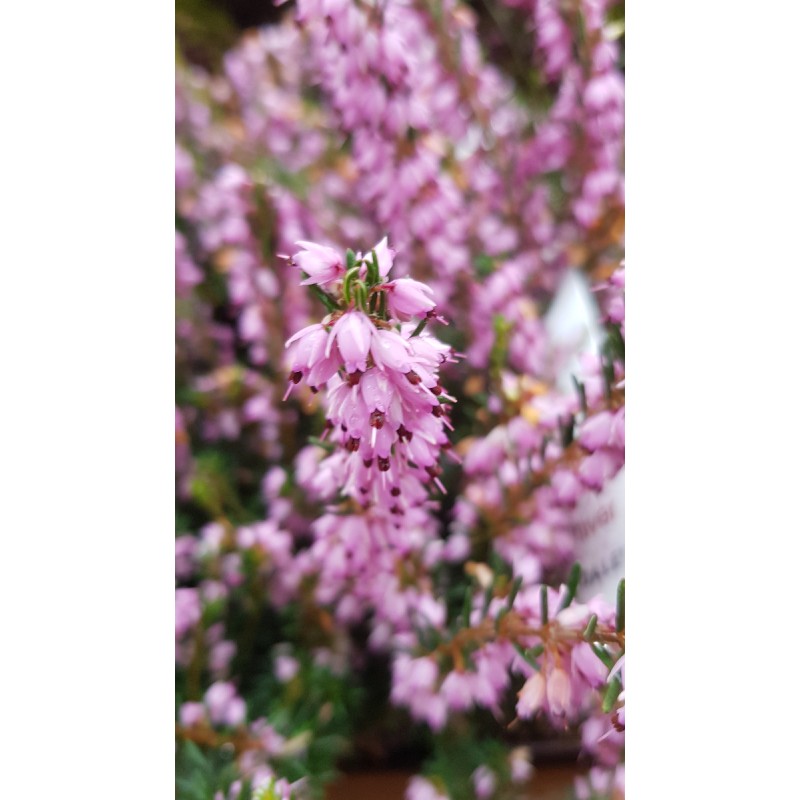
[310,386,319,394]
[405,370,421,385]
[389,505,403,516]
[370,410,385,429]
[397,425,413,442]
[390,487,401,497]
[378,456,391,472]
[346,436,361,453]
[425,464,442,479]
[363,458,373,468]
[290,371,303,384]
[347,370,363,386]
[431,404,443,417]
[431,384,443,395]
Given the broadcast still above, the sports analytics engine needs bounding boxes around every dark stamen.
[370,410,385,429]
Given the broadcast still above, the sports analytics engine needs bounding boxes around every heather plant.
[176,2,624,798]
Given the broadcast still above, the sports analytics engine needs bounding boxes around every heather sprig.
[283,237,457,509]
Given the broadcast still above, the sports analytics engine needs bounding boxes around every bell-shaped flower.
[327,311,373,373]
[384,277,436,320]
[373,236,395,278]
[546,667,572,716]
[371,328,413,373]
[292,241,345,286]
[517,671,545,718]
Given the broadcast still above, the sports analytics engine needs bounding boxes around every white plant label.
[544,269,625,604]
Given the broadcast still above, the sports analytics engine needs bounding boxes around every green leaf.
[616,578,625,633]
[310,284,338,313]
[558,563,582,612]
[474,254,495,277]
[410,317,428,337]
[513,642,543,670]
[539,585,549,625]
[506,575,523,610]
[572,374,588,416]
[602,675,623,713]
[462,585,474,626]
[591,643,615,670]
[602,322,625,363]
[355,282,369,313]
[559,413,575,448]
[367,249,380,286]
[481,582,495,617]
[341,265,361,306]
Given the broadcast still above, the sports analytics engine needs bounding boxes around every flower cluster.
[284,238,457,512]
[388,569,624,732]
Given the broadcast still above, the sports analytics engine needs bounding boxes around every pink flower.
[546,667,572,716]
[578,411,614,451]
[210,640,237,676]
[509,748,533,783]
[439,670,474,711]
[472,766,496,799]
[370,328,413,373]
[327,311,373,373]
[572,642,608,689]
[384,278,436,319]
[517,672,545,718]
[578,449,624,490]
[204,681,243,726]
[175,589,200,640]
[406,776,448,800]
[373,236,395,278]
[275,654,300,682]
[550,468,583,506]
[292,241,345,286]
[224,696,247,727]
[179,702,206,727]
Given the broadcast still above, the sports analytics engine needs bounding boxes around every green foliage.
[421,727,519,800]
[176,740,249,800]
[176,0,239,71]
[602,322,625,365]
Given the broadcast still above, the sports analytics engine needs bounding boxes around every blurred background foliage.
[176,0,623,91]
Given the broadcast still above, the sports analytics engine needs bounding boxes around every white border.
[1,1,174,793]
[627,1,800,797]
